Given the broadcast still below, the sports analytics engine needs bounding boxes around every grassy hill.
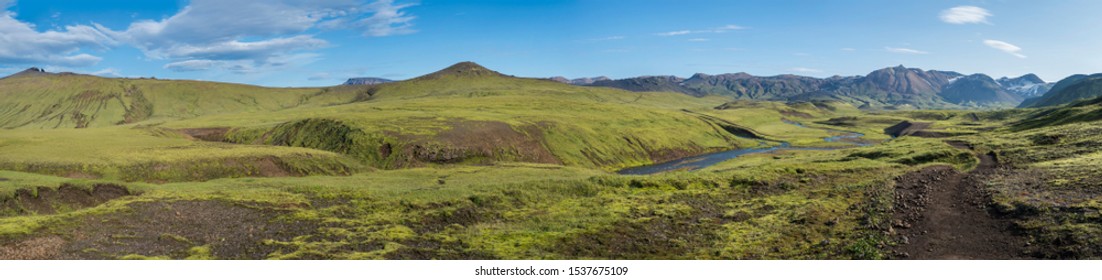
[0,70,344,129]
[0,62,875,178]
[161,62,796,171]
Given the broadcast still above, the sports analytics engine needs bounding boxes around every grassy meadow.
[2,63,1101,259]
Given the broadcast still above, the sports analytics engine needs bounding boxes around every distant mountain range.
[552,66,1057,109]
[1020,73,1102,108]
[549,76,611,85]
[344,77,394,86]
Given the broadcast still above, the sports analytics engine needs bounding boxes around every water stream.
[616,119,869,175]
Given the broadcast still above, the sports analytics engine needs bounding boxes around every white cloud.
[584,35,625,42]
[656,24,747,36]
[885,47,929,55]
[0,0,416,72]
[164,52,319,73]
[791,67,823,73]
[840,48,856,51]
[164,60,218,72]
[656,30,692,36]
[97,0,416,72]
[688,38,710,42]
[356,0,418,37]
[154,35,328,61]
[983,39,1027,58]
[0,6,114,67]
[91,68,123,77]
[716,24,746,32]
[939,6,991,24]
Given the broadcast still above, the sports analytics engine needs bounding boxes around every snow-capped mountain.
[997,74,1054,98]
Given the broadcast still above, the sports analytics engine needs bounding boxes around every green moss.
[186,245,214,260]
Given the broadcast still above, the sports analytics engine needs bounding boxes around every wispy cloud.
[585,35,625,42]
[939,6,991,24]
[885,47,929,55]
[656,30,692,36]
[655,24,747,36]
[790,67,823,73]
[91,68,122,77]
[0,5,115,67]
[984,39,1026,58]
[688,38,710,42]
[93,0,417,73]
[715,24,746,32]
[840,48,856,52]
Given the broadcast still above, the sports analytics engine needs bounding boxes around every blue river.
[616,120,868,175]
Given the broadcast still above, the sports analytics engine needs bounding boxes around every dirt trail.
[890,141,1030,259]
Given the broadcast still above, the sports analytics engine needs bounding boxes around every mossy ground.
[3,68,1102,259]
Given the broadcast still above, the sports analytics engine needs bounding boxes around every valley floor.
[3,98,1102,259]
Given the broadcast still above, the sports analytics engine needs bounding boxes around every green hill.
[168,62,774,171]
[0,62,868,179]
[0,69,352,129]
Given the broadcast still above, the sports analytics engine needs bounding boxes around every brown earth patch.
[645,147,701,165]
[223,156,293,177]
[889,141,1031,259]
[883,121,973,138]
[1,200,316,260]
[817,117,860,127]
[177,127,231,142]
[0,236,66,260]
[408,121,561,165]
[884,121,933,138]
[620,135,703,165]
[1,184,132,217]
[64,172,100,179]
[780,110,814,119]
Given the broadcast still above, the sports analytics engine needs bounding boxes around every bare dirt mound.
[413,121,562,165]
[884,121,972,138]
[0,236,66,260]
[0,184,132,217]
[177,127,231,142]
[890,141,1030,259]
[884,121,933,138]
[0,200,315,260]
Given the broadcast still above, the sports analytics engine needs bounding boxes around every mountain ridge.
[577,66,1052,109]
[1020,73,1102,108]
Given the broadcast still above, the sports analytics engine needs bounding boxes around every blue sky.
[1,0,1100,86]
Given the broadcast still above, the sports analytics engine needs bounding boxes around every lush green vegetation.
[2,63,1101,259]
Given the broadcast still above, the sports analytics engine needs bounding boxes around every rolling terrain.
[1,62,1101,260]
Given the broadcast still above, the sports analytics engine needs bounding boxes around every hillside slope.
[166,62,776,170]
[0,69,364,129]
